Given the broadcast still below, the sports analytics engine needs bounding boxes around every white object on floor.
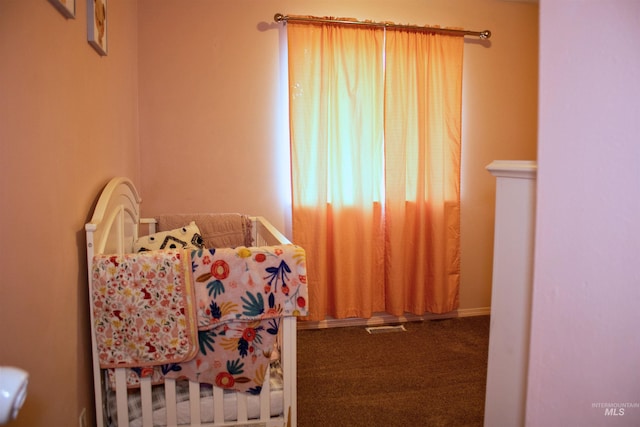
[0,366,28,425]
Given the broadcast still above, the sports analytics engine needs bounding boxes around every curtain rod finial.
[480,30,491,40]
[274,13,285,22]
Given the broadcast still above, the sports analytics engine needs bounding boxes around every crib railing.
[140,216,291,247]
[251,216,291,246]
[108,363,284,426]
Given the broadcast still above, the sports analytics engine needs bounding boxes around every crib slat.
[237,391,248,422]
[282,316,297,426]
[260,364,271,421]
[114,368,129,427]
[213,386,224,423]
[164,379,178,426]
[189,380,202,426]
[200,386,214,424]
[140,376,153,427]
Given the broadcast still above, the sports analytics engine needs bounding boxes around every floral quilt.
[91,250,198,368]
[162,245,308,393]
[101,245,308,395]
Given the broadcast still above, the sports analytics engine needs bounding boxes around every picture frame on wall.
[49,0,75,19]
[87,0,107,56]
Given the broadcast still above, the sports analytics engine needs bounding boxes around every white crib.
[85,177,298,427]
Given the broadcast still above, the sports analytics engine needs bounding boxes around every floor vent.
[365,325,407,334]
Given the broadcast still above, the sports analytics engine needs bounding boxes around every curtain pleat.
[288,22,463,321]
[288,23,385,320]
[384,29,463,315]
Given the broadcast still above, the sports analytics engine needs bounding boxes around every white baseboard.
[297,307,491,330]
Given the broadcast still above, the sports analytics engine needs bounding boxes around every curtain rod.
[274,13,491,40]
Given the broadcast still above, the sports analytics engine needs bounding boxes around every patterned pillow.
[134,221,204,252]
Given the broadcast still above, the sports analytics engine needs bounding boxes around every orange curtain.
[287,21,463,321]
[384,29,463,315]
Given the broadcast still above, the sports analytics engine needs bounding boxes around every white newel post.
[484,160,537,427]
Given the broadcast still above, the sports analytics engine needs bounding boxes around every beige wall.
[0,0,536,425]
[0,1,139,426]
[138,0,538,312]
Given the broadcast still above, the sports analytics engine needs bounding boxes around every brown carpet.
[297,316,490,427]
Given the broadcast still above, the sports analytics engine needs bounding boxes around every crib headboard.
[86,177,141,258]
[85,177,143,427]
